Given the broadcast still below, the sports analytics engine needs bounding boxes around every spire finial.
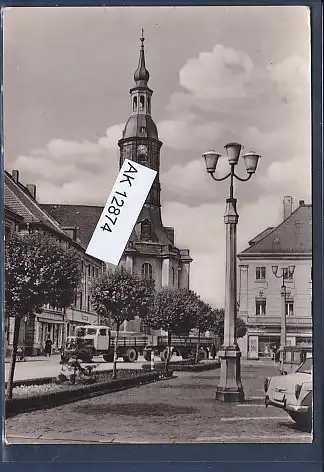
[134,29,149,84]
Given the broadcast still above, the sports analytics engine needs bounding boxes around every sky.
[3,6,311,307]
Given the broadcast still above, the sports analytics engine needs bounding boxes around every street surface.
[6,359,312,444]
[5,354,151,382]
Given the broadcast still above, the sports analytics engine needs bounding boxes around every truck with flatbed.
[64,325,216,363]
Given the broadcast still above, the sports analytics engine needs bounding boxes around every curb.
[142,361,220,372]
[5,371,173,418]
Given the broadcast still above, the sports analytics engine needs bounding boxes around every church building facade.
[117,34,193,331]
[43,34,192,334]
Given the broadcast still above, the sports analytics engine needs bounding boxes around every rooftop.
[5,171,67,235]
[42,204,103,248]
[238,202,312,257]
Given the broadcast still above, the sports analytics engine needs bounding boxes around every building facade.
[237,198,312,359]
[4,170,103,356]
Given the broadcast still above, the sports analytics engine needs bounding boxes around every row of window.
[81,261,100,279]
[74,292,92,312]
[256,299,294,316]
[255,266,293,280]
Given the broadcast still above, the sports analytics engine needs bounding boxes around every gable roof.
[238,203,312,258]
[5,172,67,235]
[42,204,103,248]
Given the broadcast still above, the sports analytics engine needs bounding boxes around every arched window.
[133,97,137,112]
[141,263,153,280]
[141,219,151,241]
[147,97,151,113]
[140,95,145,111]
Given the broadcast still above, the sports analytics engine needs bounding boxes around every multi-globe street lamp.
[202,143,260,402]
[271,265,295,360]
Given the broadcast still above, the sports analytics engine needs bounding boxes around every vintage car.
[264,357,313,432]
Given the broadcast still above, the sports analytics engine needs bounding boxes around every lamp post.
[271,265,295,359]
[24,314,28,357]
[202,143,260,402]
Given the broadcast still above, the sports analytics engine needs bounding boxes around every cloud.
[267,55,310,98]
[161,157,231,205]
[162,194,284,306]
[8,124,123,203]
[46,139,103,158]
[158,117,225,151]
[179,44,254,100]
[260,155,311,199]
[98,123,125,149]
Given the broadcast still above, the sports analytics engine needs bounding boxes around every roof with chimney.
[4,171,67,235]
[238,201,312,258]
[42,204,103,248]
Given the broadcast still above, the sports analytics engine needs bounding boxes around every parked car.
[264,357,313,432]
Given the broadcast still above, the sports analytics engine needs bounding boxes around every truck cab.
[74,325,111,353]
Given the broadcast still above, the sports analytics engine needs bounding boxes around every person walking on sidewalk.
[45,335,53,358]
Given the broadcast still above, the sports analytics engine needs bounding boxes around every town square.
[3,6,313,445]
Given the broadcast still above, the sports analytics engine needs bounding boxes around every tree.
[5,232,81,399]
[146,287,197,372]
[209,308,247,347]
[192,298,215,364]
[91,268,155,379]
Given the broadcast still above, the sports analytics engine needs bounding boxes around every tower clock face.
[137,144,148,158]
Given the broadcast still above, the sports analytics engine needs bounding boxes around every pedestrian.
[45,335,53,357]
[210,342,217,360]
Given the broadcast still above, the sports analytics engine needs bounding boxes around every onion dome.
[134,30,150,85]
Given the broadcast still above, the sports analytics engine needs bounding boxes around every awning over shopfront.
[37,317,64,324]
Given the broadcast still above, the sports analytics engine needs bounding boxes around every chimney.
[283,196,293,220]
[12,170,19,183]
[299,200,305,207]
[26,184,36,200]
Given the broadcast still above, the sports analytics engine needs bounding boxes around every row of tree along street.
[5,232,246,399]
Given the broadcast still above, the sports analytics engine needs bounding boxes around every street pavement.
[5,359,312,444]
[5,354,150,382]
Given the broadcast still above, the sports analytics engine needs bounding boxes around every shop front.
[65,308,99,338]
[34,310,65,355]
[246,327,312,360]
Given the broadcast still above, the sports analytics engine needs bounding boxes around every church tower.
[118,32,192,331]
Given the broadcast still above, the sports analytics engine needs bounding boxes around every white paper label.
[86,159,157,265]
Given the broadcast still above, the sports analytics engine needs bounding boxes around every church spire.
[134,28,150,85]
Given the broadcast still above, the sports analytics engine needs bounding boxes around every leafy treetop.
[5,231,81,319]
[148,287,198,335]
[91,268,155,328]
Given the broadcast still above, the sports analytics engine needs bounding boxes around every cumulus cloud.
[260,155,311,200]
[267,55,310,98]
[158,117,225,151]
[8,124,124,203]
[98,123,125,149]
[179,44,254,100]
[163,194,284,306]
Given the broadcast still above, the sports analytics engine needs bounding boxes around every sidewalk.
[5,359,312,444]
[5,355,60,363]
